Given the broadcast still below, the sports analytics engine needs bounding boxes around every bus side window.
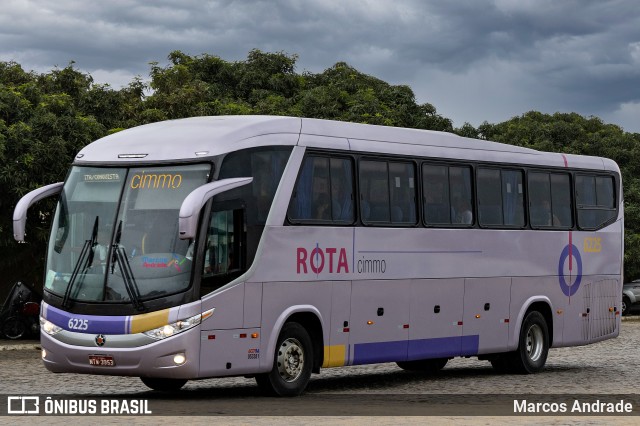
[550,173,572,227]
[576,174,616,229]
[389,161,416,224]
[423,164,450,225]
[477,168,503,226]
[288,157,330,221]
[528,172,552,227]
[200,207,245,295]
[529,171,571,228]
[360,160,390,223]
[330,157,355,223]
[450,166,473,226]
[502,170,524,226]
[289,156,354,224]
[423,164,473,227]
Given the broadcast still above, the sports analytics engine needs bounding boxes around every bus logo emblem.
[558,233,583,298]
[95,334,106,347]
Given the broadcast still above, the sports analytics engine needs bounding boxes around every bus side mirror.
[178,177,253,240]
[13,182,64,242]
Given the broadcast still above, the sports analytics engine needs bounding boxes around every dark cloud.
[1,0,639,132]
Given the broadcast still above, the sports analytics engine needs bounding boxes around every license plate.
[89,355,115,367]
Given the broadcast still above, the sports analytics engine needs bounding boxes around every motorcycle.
[0,282,41,340]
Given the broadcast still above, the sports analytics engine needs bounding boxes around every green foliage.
[0,62,142,297]
[1,50,639,303]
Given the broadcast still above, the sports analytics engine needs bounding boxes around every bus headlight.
[40,317,62,336]
[143,309,214,340]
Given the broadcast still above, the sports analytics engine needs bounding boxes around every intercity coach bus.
[14,116,623,395]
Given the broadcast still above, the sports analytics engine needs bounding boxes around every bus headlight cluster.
[40,317,62,336]
[143,309,214,340]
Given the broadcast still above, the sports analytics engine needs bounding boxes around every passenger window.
[288,156,355,223]
[576,174,616,229]
[477,169,503,226]
[502,170,524,226]
[450,166,473,225]
[359,160,390,223]
[389,162,417,224]
[330,158,355,223]
[478,168,524,227]
[529,172,571,228]
[423,165,450,225]
[423,164,473,226]
[550,174,572,227]
[359,160,416,225]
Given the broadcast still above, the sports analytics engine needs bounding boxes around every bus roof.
[74,115,615,172]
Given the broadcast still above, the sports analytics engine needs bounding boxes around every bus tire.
[2,317,27,340]
[511,310,549,374]
[255,322,313,396]
[622,296,630,316]
[396,358,448,373]
[140,377,187,392]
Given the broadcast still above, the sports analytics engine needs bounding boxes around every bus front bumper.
[40,326,201,379]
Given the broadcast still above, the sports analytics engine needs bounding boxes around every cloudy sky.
[1,0,639,132]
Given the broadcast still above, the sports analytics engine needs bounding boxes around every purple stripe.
[460,335,480,356]
[45,304,128,334]
[354,335,480,365]
[353,340,408,364]
[408,335,479,360]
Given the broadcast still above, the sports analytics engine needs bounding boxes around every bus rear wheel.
[140,377,188,392]
[396,358,448,373]
[255,322,313,396]
[511,310,549,374]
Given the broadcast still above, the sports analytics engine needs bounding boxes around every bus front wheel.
[140,377,187,392]
[255,322,313,396]
[511,310,549,374]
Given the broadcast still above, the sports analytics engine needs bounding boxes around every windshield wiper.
[62,216,99,308]
[111,221,145,311]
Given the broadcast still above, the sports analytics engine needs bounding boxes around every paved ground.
[1,317,639,423]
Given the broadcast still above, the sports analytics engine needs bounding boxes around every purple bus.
[14,116,623,395]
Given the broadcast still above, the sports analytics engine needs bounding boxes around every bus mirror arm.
[13,182,64,242]
[179,177,253,240]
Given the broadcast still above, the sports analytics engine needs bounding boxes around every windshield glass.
[46,164,211,304]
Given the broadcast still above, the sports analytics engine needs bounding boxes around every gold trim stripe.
[322,345,346,368]
[130,308,170,334]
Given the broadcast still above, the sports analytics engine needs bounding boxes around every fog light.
[42,349,47,359]
[173,353,186,365]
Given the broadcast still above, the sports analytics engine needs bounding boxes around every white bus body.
[14,116,623,395]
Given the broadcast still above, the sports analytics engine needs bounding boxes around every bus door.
[349,280,411,365]
[462,278,511,354]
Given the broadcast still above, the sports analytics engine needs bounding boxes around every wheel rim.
[622,300,627,313]
[3,318,26,339]
[526,323,544,362]
[277,337,304,382]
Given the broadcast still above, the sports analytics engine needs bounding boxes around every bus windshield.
[45,164,211,304]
